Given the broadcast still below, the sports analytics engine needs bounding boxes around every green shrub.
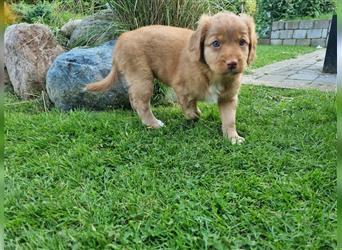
[52,0,108,16]
[12,1,53,24]
[210,0,256,16]
[9,0,107,15]
[108,0,256,32]
[107,0,209,30]
[11,0,109,28]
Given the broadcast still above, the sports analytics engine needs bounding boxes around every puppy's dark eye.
[239,39,247,46]
[211,40,221,48]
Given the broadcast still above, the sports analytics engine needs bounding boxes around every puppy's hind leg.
[178,95,201,121]
[126,75,164,129]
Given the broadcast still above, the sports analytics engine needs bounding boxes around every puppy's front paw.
[229,135,245,145]
[156,119,165,128]
[184,110,201,121]
[147,119,165,129]
[223,130,245,144]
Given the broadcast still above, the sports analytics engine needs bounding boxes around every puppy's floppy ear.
[240,14,257,65]
[188,15,211,62]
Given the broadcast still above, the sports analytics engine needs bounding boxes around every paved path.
[242,49,336,91]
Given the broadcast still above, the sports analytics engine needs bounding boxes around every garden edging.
[260,18,332,47]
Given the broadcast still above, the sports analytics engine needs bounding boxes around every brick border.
[261,19,332,47]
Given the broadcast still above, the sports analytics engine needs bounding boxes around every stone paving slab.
[243,49,336,92]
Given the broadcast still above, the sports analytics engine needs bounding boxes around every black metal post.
[323,15,337,73]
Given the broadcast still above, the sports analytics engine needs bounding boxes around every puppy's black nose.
[226,60,237,70]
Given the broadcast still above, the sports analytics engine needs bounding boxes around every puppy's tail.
[84,63,118,92]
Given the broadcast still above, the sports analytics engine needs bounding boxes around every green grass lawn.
[249,45,316,70]
[5,45,336,249]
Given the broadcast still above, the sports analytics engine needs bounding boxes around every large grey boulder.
[46,40,130,111]
[68,9,116,48]
[4,23,64,99]
[60,19,82,38]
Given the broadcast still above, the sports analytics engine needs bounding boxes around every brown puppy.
[85,12,257,144]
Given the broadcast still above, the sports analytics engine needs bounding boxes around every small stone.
[278,21,285,30]
[313,20,330,29]
[68,9,116,48]
[299,20,314,29]
[271,31,280,39]
[285,21,299,30]
[258,38,270,45]
[311,39,326,47]
[272,22,278,31]
[283,39,296,45]
[272,21,285,30]
[307,29,322,39]
[271,39,282,45]
[279,30,294,39]
[296,39,311,46]
[293,30,307,39]
[60,19,82,38]
[322,29,328,38]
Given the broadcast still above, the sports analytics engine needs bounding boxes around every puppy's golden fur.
[85,12,257,144]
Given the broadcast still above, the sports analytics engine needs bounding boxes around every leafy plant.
[210,0,256,16]
[12,1,53,24]
[107,0,256,32]
[107,0,209,30]
[256,0,336,38]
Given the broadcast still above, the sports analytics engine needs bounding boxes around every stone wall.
[267,19,331,47]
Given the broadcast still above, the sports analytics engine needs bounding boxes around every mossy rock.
[68,9,117,48]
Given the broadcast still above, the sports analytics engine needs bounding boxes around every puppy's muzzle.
[226,59,238,71]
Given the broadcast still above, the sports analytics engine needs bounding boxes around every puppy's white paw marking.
[222,129,245,144]
[157,120,165,127]
[230,136,245,145]
[146,120,165,129]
